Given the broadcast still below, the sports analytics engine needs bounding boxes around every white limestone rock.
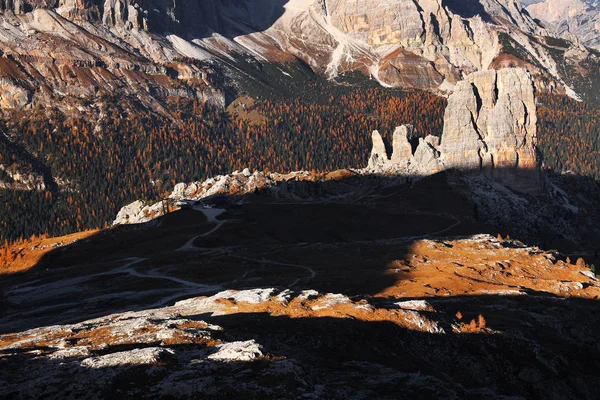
[391,125,414,167]
[527,0,600,51]
[366,68,542,193]
[440,68,542,193]
[207,340,263,362]
[81,347,176,368]
[170,183,187,199]
[410,136,441,176]
[368,130,390,171]
[113,200,146,225]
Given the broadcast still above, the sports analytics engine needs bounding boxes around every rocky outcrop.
[440,68,541,192]
[367,68,543,194]
[390,125,414,167]
[113,170,293,225]
[0,164,45,190]
[113,200,146,225]
[367,130,389,170]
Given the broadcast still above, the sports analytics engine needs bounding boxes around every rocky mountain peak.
[367,68,543,194]
[0,0,591,115]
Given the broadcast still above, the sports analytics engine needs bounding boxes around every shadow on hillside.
[1,291,599,398]
[442,0,493,21]
[146,0,289,39]
[0,168,599,334]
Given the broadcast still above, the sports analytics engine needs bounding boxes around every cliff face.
[440,68,541,192]
[368,68,542,194]
[0,0,592,114]
[527,0,600,51]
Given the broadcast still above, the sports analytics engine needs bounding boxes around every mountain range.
[0,0,599,117]
[0,0,598,242]
[525,0,600,50]
[2,1,600,397]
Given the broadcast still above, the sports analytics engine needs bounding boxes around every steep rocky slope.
[368,68,542,193]
[0,0,595,115]
[527,0,600,51]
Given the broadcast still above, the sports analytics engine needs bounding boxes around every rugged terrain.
[115,68,600,262]
[2,66,600,396]
[1,168,600,398]
[0,0,597,116]
[0,4,600,396]
[2,0,600,244]
[526,0,600,51]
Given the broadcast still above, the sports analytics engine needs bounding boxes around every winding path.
[176,207,227,252]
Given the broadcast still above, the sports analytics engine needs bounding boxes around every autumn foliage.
[1,88,598,245]
[0,87,445,243]
[537,93,600,180]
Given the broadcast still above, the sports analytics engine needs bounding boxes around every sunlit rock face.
[367,130,390,170]
[390,125,414,167]
[440,68,541,193]
[367,68,543,194]
[0,0,586,115]
[325,0,426,47]
[318,0,546,88]
[527,0,600,51]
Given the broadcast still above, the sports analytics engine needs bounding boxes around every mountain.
[2,74,600,394]
[1,1,600,249]
[113,68,599,269]
[0,0,597,117]
[526,0,600,51]
[1,5,600,391]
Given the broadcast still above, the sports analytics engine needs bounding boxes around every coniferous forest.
[0,82,599,245]
[0,85,445,243]
[536,93,600,179]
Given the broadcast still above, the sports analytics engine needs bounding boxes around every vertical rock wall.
[367,68,543,194]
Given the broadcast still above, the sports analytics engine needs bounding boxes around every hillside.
[2,65,600,398]
[2,0,600,243]
[1,170,599,398]
[526,0,600,51]
[0,1,599,397]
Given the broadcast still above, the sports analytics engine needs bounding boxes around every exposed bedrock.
[368,68,543,194]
